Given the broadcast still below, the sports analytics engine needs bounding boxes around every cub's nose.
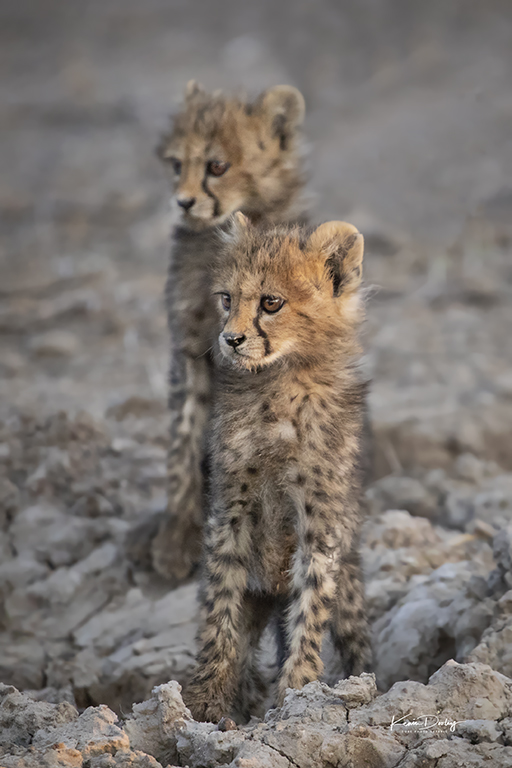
[223,332,246,349]
[177,196,196,211]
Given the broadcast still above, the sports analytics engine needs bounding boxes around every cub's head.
[213,214,364,372]
[157,81,305,231]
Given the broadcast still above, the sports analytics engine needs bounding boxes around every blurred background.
[1,0,512,712]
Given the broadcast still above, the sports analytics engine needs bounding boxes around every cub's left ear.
[256,85,306,149]
[184,79,205,101]
[309,221,364,297]
[222,210,251,244]
[233,211,250,229]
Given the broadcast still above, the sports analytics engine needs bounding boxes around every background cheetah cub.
[186,214,372,723]
[154,81,306,583]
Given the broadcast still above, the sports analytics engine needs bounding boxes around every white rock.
[373,561,494,689]
[28,330,80,357]
[33,704,129,757]
[125,681,192,765]
[366,476,437,519]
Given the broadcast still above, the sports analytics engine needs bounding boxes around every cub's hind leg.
[152,354,211,583]
[328,548,372,683]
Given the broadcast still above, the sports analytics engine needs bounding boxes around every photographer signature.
[390,713,464,732]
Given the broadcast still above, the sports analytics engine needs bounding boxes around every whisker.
[195,345,214,360]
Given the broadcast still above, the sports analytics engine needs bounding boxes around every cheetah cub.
[154,81,306,583]
[186,214,372,723]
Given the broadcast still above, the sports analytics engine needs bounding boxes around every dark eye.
[221,293,231,311]
[261,296,284,313]
[166,157,182,175]
[207,160,230,177]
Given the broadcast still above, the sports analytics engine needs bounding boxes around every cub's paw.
[151,514,201,583]
[276,682,288,708]
[185,679,231,724]
[187,696,229,724]
[277,668,315,706]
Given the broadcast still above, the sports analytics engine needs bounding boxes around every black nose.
[177,196,196,211]
[223,332,246,349]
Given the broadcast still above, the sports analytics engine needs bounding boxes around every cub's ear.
[222,211,251,244]
[184,80,205,101]
[256,85,306,148]
[309,221,364,297]
[233,211,250,229]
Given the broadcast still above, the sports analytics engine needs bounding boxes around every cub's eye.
[207,160,230,177]
[261,295,284,314]
[166,157,182,175]
[220,293,231,311]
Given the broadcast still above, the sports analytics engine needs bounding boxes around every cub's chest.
[215,405,299,488]
[169,239,216,314]
[230,406,299,454]
[266,417,299,445]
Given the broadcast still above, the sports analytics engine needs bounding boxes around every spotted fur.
[152,82,307,582]
[185,216,372,723]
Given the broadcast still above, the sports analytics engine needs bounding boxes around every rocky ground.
[2,0,512,764]
[4,662,512,767]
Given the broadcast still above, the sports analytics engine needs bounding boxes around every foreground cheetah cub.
[154,81,306,582]
[186,215,371,723]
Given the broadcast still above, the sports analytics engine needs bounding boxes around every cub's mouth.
[177,207,215,225]
[219,339,262,371]
[177,204,231,229]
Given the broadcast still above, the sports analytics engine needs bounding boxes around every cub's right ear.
[256,85,306,149]
[308,221,364,297]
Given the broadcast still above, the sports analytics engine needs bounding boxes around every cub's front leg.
[277,477,357,704]
[186,501,251,722]
[277,541,337,703]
